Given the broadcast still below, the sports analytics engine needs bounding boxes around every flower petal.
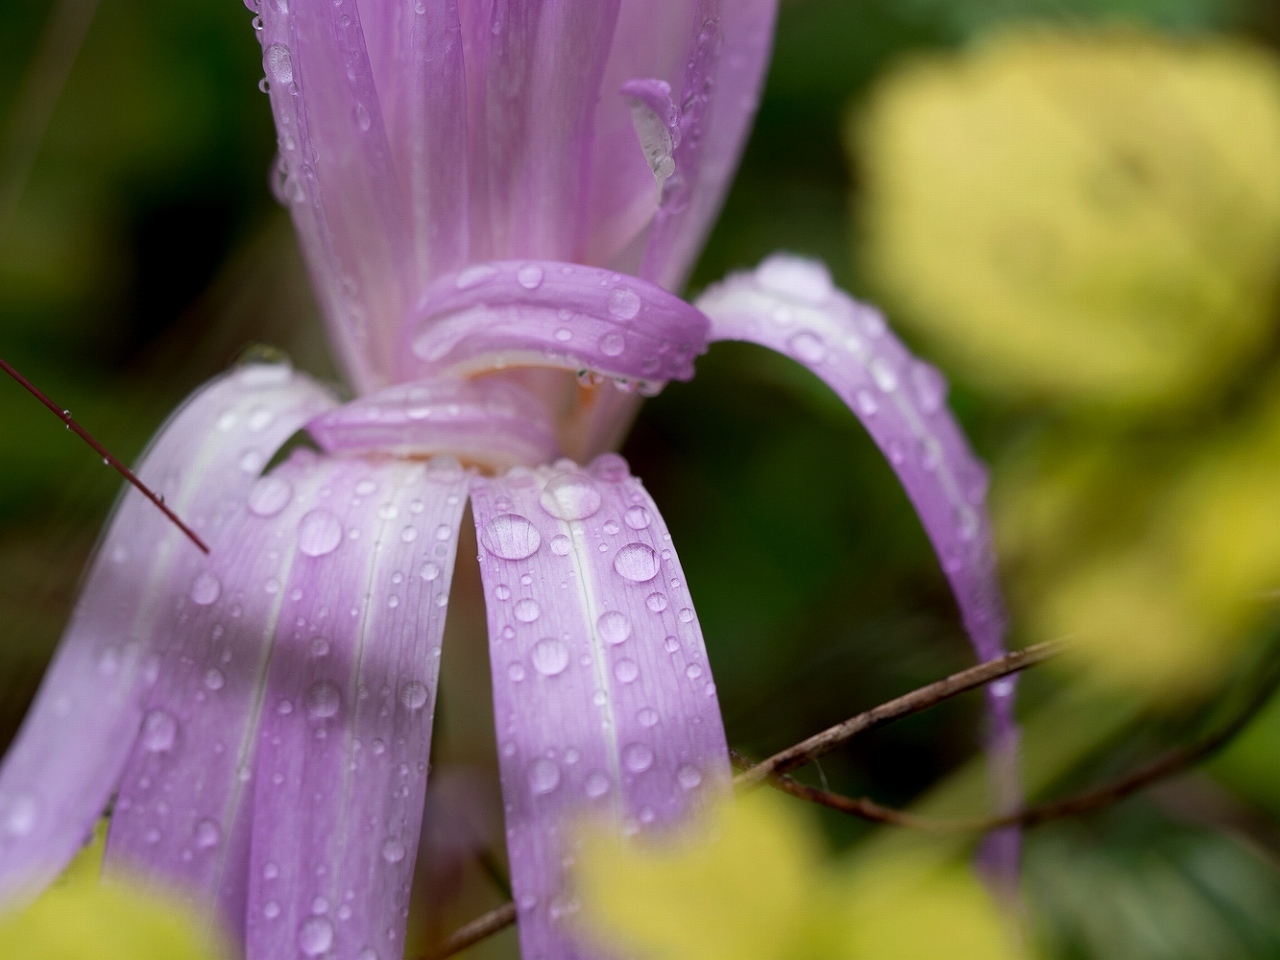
[0,364,335,908]
[696,255,1021,872]
[472,456,730,958]
[641,0,779,291]
[244,454,469,960]
[309,378,559,472]
[402,260,709,386]
[261,0,410,393]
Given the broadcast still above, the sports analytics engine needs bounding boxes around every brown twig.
[0,357,209,553]
[428,901,517,959]
[734,639,1067,789]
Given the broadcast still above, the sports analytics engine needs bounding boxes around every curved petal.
[402,260,709,387]
[244,454,469,960]
[0,363,336,908]
[641,0,779,291]
[696,255,1021,871]
[309,378,559,471]
[260,0,410,393]
[472,455,730,959]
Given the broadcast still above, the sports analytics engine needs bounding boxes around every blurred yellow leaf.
[574,792,1024,960]
[855,30,1280,410]
[0,823,229,960]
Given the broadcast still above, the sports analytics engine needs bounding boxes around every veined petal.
[402,260,709,387]
[696,255,1021,872]
[642,0,779,291]
[472,456,730,958]
[0,364,335,908]
[245,455,469,960]
[261,0,410,393]
[463,1,622,262]
[309,378,559,472]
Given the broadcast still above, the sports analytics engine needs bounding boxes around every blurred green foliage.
[5,0,1280,957]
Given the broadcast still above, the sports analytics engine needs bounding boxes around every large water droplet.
[513,599,540,623]
[381,838,406,863]
[613,543,660,582]
[298,510,343,557]
[550,535,571,556]
[399,682,429,710]
[264,43,294,85]
[607,287,642,320]
[756,256,834,304]
[676,764,702,790]
[637,707,659,728]
[589,454,629,482]
[516,264,544,289]
[613,659,639,684]
[788,331,826,364]
[599,332,626,357]
[539,474,602,521]
[419,561,441,582]
[190,572,221,606]
[204,668,226,692]
[298,916,335,957]
[597,611,632,645]
[306,680,342,719]
[480,514,541,560]
[249,475,293,517]
[645,592,668,612]
[531,638,569,676]
[584,771,610,799]
[870,357,898,392]
[194,818,221,849]
[624,505,651,530]
[623,743,654,774]
[527,758,561,795]
[141,709,178,752]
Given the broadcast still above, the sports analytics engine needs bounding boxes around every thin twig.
[734,639,1067,789]
[425,642,1063,957]
[428,901,517,959]
[0,357,209,553]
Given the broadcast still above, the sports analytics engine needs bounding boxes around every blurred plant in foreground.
[0,824,226,960]
[853,29,1280,694]
[573,791,1025,960]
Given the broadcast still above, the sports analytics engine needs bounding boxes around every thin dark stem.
[0,357,209,553]
[428,901,517,959]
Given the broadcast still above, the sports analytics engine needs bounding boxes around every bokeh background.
[6,0,1280,956]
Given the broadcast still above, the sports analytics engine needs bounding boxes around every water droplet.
[355,479,378,496]
[645,592,668,612]
[456,264,497,289]
[614,543,660,582]
[480,514,541,560]
[399,682,429,710]
[607,287,642,320]
[298,510,343,557]
[264,43,294,85]
[401,526,418,543]
[603,519,620,535]
[517,264,544,289]
[788,332,826,364]
[353,101,372,132]
[677,607,694,623]
[194,818,221,849]
[623,505,651,530]
[555,327,572,342]
[870,357,898,392]
[190,572,221,606]
[550,535,571,556]
[358,950,378,960]
[5,795,36,837]
[306,680,342,719]
[686,663,704,680]
[623,743,654,773]
[531,638,569,676]
[539,473,603,521]
[310,637,330,658]
[494,584,512,601]
[419,562,441,582]
[513,599,540,623]
[613,659,639,684]
[264,901,281,920]
[910,361,948,414]
[589,454,629,482]
[299,916,335,956]
[599,332,626,358]
[378,503,399,521]
[141,710,178,752]
[584,771,610,798]
[756,255,833,304]
[637,707,659,728]
[597,611,632,645]
[676,765,702,790]
[249,476,293,516]
[204,668,226,691]
[527,758,561,795]
[508,662,526,682]
[381,838,406,863]
[263,861,279,880]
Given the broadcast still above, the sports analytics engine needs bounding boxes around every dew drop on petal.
[550,535,571,556]
[527,758,561,795]
[637,707,659,728]
[141,710,178,752]
[531,638,569,676]
[381,838,406,864]
[599,332,626,357]
[298,510,343,557]
[607,287,642,320]
[204,668,226,691]
[480,514,541,560]
[589,453,629,482]
[539,474,603,521]
[194,818,221,849]
[756,256,834,304]
[613,659,639,684]
[264,43,294,84]
[870,357,898,392]
[597,611,632,645]
[584,772,610,799]
[788,331,826,364]
[513,599,540,623]
[623,505,651,530]
[419,561,441,582]
[248,476,293,517]
[623,743,654,774]
[306,680,342,718]
[614,543,660,582]
[399,682,429,710]
[5,796,36,837]
[677,765,703,790]
[645,592,668,612]
[298,917,335,957]
[517,264,544,289]
[190,572,221,606]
